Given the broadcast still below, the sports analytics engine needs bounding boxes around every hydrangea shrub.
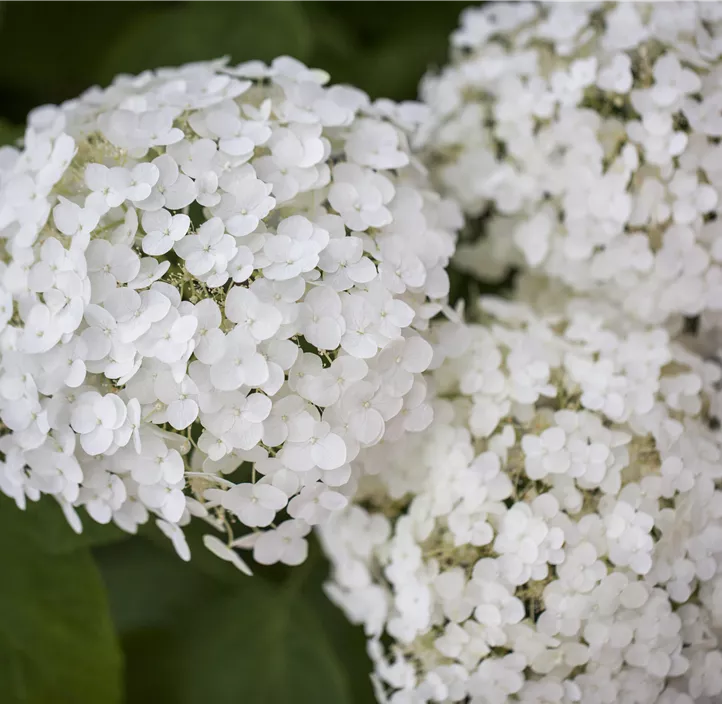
[322,298,722,704]
[420,2,722,331]
[0,56,460,569]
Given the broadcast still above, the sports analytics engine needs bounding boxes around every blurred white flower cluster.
[0,56,460,569]
[317,4,722,700]
[420,2,722,333]
[322,297,722,704]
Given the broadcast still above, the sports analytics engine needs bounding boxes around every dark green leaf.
[0,494,128,554]
[0,497,122,704]
[98,536,375,704]
[94,536,227,633]
[96,535,234,704]
[298,545,376,704]
[100,1,313,84]
[175,562,353,704]
[141,516,255,586]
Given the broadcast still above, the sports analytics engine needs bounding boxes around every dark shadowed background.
[0,2,472,138]
[0,3,477,703]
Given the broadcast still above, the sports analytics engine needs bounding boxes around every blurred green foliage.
[0,2,478,702]
[96,529,375,704]
[0,1,472,125]
[1,492,375,704]
[0,495,122,704]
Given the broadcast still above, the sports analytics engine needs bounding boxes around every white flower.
[136,308,197,365]
[346,119,408,170]
[420,1,722,331]
[221,171,275,237]
[521,427,570,481]
[340,294,381,359]
[85,163,159,209]
[243,519,311,566]
[603,499,655,575]
[280,420,347,472]
[328,163,394,231]
[209,328,268,391]
[225,287,282,342]
[154,372,199,430]
[190,298,226,365]
[138,479,186,523]
[298,286,345,351]
[174,217,236,277]
[70,391,128,455]
[137,154,196,211]
[261,394,315,447]
[86,240,140,303]
[204,391,272,450]
[53,195,102,241]
[166,138,219,179]
[129,434,184,486]
[268,123,326,170]
[321,300,722,704]
[140,209,190,256]
[262,215,329,281]
[288,482,348,525]
[0,55,458,570]
[597,53,633,93]
[205,482,287,528]
[21,303,64,354]
[318,233,376,291]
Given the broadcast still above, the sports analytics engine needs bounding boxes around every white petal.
[253,532,283,565]
[168,399,199,430]
[80,426,114,456]
[203,534,253,576]
[312,432,347,470]
[161,489,186,523]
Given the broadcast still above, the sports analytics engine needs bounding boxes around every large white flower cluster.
[321,297,722,704]
[420,2,722,330]
[0,56,460,568]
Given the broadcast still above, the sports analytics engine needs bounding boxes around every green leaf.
[94,536,227,633]
[95,536,233,704]
[0,494,127,554]
[141,515,255,586]
[297,545,376,704]
[100,1,313,84]
[0,497,122,703]
[176,565,353,704]
[97,536,375,704]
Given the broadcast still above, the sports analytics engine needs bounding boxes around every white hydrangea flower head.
[0,56,461,568]
[420,2,722,332]
[321,297,722,704]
